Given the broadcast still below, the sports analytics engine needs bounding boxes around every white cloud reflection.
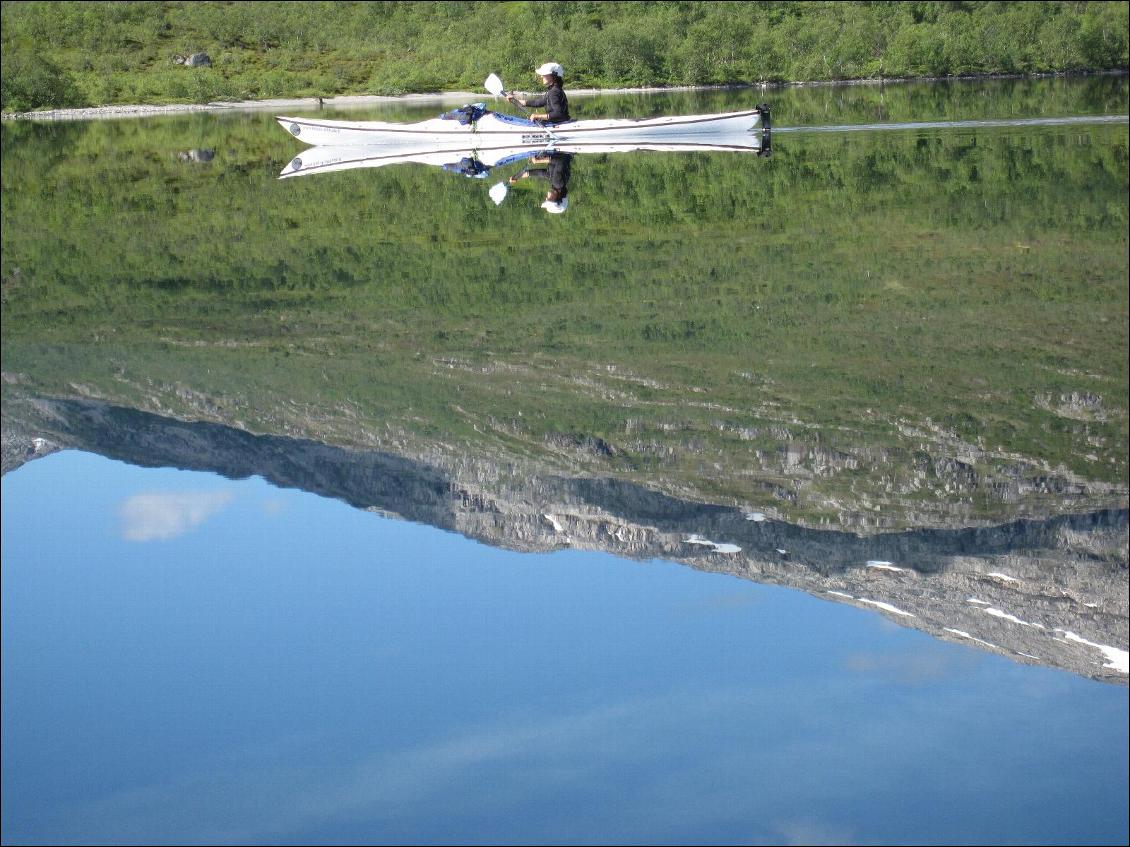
[844,648,978,684]
[119,490,234,542]
[765,819,859,845]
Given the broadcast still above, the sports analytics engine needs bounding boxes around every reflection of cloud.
[119,490,234,542]
[765,820,858,845]
[31,686,874,845]
[844,649,976,684]
[92,690,873,844]
[260,497,288,516]
[10,675,1088,845]
[31,697,659,843]
[679,591,761,616]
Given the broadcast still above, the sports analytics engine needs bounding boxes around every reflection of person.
[508,151,573,214]
[506,62,571,124]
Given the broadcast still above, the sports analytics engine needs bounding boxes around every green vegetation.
[2,80,1126,525]
[2,1,1128,112]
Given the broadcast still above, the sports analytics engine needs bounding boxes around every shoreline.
[3,71,1124,122]
[6,82,764,122]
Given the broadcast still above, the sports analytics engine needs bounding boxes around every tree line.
[2,1,1128,112]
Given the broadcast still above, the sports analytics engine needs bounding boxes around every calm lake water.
[2,78,1128,845]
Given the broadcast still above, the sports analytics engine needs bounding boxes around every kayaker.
[508,151,573,214]
[506,62,571,124]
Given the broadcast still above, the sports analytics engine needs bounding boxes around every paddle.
[484,73,509,99]
[485,72,535,115]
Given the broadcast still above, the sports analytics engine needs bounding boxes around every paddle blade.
[484,73,505,97]
[488,181,508,205]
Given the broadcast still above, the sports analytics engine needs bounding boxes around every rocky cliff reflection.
[5,395,1126,685]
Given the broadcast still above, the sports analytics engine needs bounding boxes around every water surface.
[2,77,1128,844]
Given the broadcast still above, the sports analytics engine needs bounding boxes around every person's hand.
[531,113,547,122]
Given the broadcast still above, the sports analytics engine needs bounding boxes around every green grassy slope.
[2,1,1128,111]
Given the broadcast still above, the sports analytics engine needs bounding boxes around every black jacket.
[524,81,570,124]
[519,152,573,196]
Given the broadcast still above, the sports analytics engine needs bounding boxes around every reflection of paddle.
[488,181,508,205]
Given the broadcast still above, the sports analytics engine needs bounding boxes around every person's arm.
[508,92,548,108]
[508,167,550,184]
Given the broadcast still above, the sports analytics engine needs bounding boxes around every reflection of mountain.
[5,395,1126,685]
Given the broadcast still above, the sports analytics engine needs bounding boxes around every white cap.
[535,62,564,78]
[541,197,568,214]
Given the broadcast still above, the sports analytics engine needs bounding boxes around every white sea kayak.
[278,104,769,148]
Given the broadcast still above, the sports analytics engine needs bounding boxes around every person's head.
[535,62,564,86]
[541,188,568,214]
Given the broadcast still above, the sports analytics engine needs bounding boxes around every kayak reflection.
[278,129,771,211]
[279,101,771,211]
[277,99,772,213]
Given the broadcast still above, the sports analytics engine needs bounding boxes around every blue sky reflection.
[2,451,1127,845]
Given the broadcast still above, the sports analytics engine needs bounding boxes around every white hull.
[279,108,766,148]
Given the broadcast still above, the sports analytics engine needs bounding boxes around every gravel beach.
[1,86,750,122]
[1,92,486,121]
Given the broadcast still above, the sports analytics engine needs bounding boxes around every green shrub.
[1,51,86,112]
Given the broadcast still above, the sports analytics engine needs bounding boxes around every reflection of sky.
[3,451,1127,846]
